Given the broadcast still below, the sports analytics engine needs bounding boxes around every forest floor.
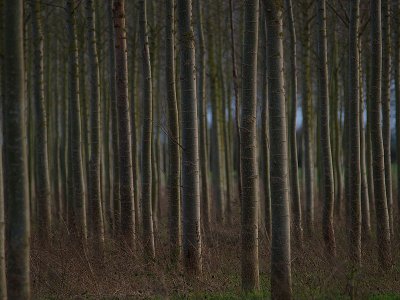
[32,213,400,299]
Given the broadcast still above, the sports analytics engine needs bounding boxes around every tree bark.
[301,1,314,235]
[264,0,292,298]
[85,0,105,252]
[114,0,135,249]
[138,0,155,258]
[194,0,210,233]
[4,0,30,297]
[370,0,392,269]
[66,0,88,242]
[348,0,361,265]
[30,0,51,245]
[317,0,336,257]
[241,0,259,292]
[166,0,182,264]
[260,15,271,241]
[177,0,202,275]
[286,0,303,249]
[382,0,394,239]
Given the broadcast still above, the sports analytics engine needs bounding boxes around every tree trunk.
[370,0,392,269]
[382,0,394,239]
[30,0,51,245]
[241,0,259,292]
[264,0,292,298]
[177,0,202,275]
[229,0,242,204]
[286,0,303,249]
[4,0,30,297]
[394,0,400,227]
[138,0,155,258]
[260,15,271,240]
[359,39,371,239]
[66,0,87,242]
[114,0,135,249]
[301,1,314,235]
[85,0,105,252]
[194,0,210,234]
[317,0,336,257]
[0,0,6,290]
[166,0,182,264]
[106,0,120,236]
[348,0,361,265]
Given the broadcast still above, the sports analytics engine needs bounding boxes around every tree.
[394,0,400,227]
[228,0,242,204]
[207,14,226,225]
[4,0,30,297]
[194,0,210,233]
[66,0,87,242]
[106,0,120,236]
[0,55,7,300]
[359,39,371,239]
[381,0,394,238]
[30,0,52,245]
[114,0,135,248]
[138,0,155,258]
[241,0,259,292]
[316,0,336,257]
[85,0,105,252]
[260,11,271,239]
[348,0,361,265]
[370,0,392,269]
[286,0,303,248]
[177,0,202,275]
[166,0,182,263]
[301,0,315,235]
[264,0,292,298]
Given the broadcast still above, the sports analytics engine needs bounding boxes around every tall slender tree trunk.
[365,51,376,220]
[166,0,182,264]
[370,0,392,269]
[260,15,271,240]
[286,0,303,249]
[317,0,336,257]
[30,0,51,244]
[85,0,105,252]
[4,0,30,297]
[241,0,259,292]
[229,0,242,203]
[114,0,135,249]
[208,26,225,224]
[382,0,394,238]
[348,0,361,265]
[0,129,7,300]
[106,0,120,236]
[66,0,87,242]
[138,0,155,258]
[264,0,292,298]
[359,44,371,239]
[0,0,6,291]
[394,0,400,225]
[194,0,210,233]
[129,15,140,237]
[177,0,202,275]
[301,1,314,235]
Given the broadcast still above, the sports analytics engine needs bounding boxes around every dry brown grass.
[31,210,400,299]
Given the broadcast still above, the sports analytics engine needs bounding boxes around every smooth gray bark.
[177,0,202,275]
[241,0,259,292]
